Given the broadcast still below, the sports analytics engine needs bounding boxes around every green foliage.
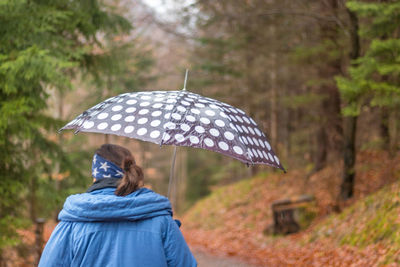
[0,0,132,252]
[338,1,400,116]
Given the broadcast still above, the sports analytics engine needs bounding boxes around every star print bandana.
[92,154,124,180]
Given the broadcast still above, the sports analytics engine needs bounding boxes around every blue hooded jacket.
[39,187,197,267]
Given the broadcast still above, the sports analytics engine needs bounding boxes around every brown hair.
[95,144,144,196]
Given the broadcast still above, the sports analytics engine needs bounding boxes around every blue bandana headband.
[92,154,124,179]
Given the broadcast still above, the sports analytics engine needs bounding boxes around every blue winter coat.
[39,187,197,267]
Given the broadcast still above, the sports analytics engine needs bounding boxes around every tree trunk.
[340,116,357,199]
[339,7,360,201]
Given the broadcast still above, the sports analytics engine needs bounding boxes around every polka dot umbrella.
[60,89,285,171]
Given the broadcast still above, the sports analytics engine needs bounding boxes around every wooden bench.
[271,195,314,235]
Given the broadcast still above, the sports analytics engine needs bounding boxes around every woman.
[39,144,197,267]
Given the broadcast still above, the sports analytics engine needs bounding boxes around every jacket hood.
[58,188,172,222]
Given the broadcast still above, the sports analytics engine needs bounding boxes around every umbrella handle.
[167,146,178,200]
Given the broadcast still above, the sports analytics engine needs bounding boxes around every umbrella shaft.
[167,146,178,200]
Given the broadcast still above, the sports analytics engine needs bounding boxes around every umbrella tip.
[183,69,189,91]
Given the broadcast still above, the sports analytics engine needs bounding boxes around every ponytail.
[95,144,144,197]
[115,156,144,196]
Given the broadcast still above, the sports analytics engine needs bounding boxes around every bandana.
[92,154,124,180]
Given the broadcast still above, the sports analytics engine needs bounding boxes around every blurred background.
[1,0,399,266]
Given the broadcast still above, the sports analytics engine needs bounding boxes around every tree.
[337,0,400,200]
[0,0,132,259]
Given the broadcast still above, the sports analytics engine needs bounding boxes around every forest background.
[0,0,399,265]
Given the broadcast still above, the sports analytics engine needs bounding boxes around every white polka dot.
[250,118,257,125]
[229,108,238,114]
[162,133,171,141]
[242,126,249,134]
[262,151,268,159]
[252,148,258,157]
[248,150,254,158]
[140,95,151,100]
[186,115,196,122]
[257,150,263,158]
[166,99,176,104]
[190,136,199,144]
[111,114,122,121]
[125,116,135,122]
[164,122,176,129]
[274,156,280,165]
[164,113,171,119]
[150,130,160,138]
[150,120,161,127]
[195,103,205,108]
[215,119,225,127]
[185,97,194,102]
[218,141,229,151]
[177,106,186,112]
[154,98,164,102]
[210,104,219,109]
[204,138,214,147]
[224,131,234,140]
[140,102,150,107]
[265,141,271,150]
[125,107,136,113]
[152,103,163,108]
[220,112,228,118]
[247,137,254,145]
[83,121,94,129]
[175,134,184,142]
[233,146,243,155]
[191,108,200,115]
[253,138,259,146]
[255,128,262,136]
[259,140,265,148]
[126,99,137,105]
[111,124,121,131]
[97,122,108,130]
[237,109,246,114]
[172,113,181,120]
[195,126,205,134]
[236,116,244,123]
[210,128,220,137]
[180,124,190,131]
[243,117,250,124]
[236,126,243,133]
[152,110,162,117]
[112,105,123,111]
[181,100,190,106]
[165,105,174,110]
[97,113,108,119]
[268,153,274,162]
[138,109,149,115]
[200,117,210,124]
[248,127,255,135]
[242,137,248,145]
[137,128,147,136]
[230,123,237,131]
[230,115,237,122]
[124,126,134,133]
[205,110,215,116]
[138,118,148,124]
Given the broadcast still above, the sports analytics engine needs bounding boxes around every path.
[193,249,260,267]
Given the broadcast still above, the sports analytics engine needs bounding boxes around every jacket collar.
[86,178,119,193]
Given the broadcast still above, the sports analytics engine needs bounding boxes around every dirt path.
[193,249,260,267]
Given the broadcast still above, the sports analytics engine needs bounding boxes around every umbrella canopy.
[61,90,285,171]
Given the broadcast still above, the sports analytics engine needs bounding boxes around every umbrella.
[60,72,285,197]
